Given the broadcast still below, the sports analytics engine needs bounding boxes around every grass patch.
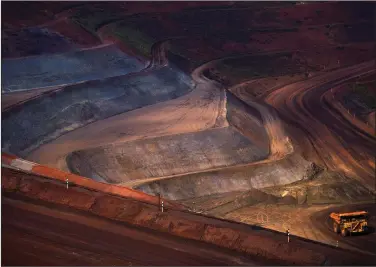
[350,82,376,110]
[112,25,156,58]
[213,52,306,83]
[70,5,125,34]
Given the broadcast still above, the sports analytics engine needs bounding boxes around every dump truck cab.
[330,211,369,237]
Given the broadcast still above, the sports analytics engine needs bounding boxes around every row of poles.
[66,179,343,247]
[286,229,339,247]
[65,179,165,212]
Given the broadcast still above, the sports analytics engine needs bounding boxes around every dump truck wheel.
[341,228,349,237]
[333,223,340,234]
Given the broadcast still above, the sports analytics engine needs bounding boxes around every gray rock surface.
[2,45,143,92]
[2,66,193,156]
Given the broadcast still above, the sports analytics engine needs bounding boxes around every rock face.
[67,127,269,183]
[66,90,271,184]
[2,27,75,59]
[368,111,375,128]
[2,66,193,156]
[2,45,144,92]
[135,153,314,200]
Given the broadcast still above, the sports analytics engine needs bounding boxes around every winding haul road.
[312,203,376,256]
[266,60,376,190]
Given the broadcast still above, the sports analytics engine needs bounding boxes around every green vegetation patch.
[70,5,125,35]
[350,82,376,110]
[112,24,156,58]
[214,52,306,84]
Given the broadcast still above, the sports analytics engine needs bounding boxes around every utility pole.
[66,178,69,189]
[287,229,290,243]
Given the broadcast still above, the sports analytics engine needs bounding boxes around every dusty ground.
[3,167,376,266]
[2,3,376,264]
[224,203,376,256]
[179,170,375,256]
[2,194,258,266]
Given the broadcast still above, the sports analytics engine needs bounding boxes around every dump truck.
[330,211,369,237]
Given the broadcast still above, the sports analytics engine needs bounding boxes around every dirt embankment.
[135,153,315,200]
[3,166,375,265]
[368,111,376,128]
[47,17,102,47]
[64,87,273,187]
[1,86,65,111]
[2,65,192,157]
[67,126,269,184]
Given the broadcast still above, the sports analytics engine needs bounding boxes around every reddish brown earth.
[108,1,234,14]
[3,167,376,266]
[266,61,376,189]
[1,2,73,30]
[47,17,101,47]
[2,3,375,265]
[312,203,376,256]
[2,195,258,266]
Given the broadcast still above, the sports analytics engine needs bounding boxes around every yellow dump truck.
[330,211,369,237]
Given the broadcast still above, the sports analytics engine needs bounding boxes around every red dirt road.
[312,203,376,256]
[2,194,257,266]
[266,61,376,190]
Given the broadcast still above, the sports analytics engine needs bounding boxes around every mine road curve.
[2,194,258,266]
[312,203,376,256]
[266,60,376,190]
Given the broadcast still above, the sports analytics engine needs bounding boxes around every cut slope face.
[65,89,271,185]
[2,66,193,156]
[135,153,313,200]
[1,44,143,92]
[67,127,269,184]
[2,27,75,58]
[26,72,226,172]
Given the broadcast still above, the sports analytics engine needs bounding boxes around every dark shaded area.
[2,195,256,266]
[2,27,74,58]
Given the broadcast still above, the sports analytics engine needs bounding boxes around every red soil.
[107,1,234,15]
[1,2,74,30]
[5,166,372,265]
[277,2,370,27]
[1,153,182,210]
[47,17,101,47]
[173,30,374,66]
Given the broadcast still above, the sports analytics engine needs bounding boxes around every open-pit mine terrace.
[2,1,376,265]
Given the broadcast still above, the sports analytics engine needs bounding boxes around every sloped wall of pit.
[2,44,143,92]
[135,153,315,200]
[65,89,271,184]
[67,126,270,184]
[2,66,193,156]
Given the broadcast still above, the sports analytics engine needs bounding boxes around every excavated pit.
[135,153,315,200]
[66,90,271,184]
[2,65,193,156]
[1,44,143,92]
